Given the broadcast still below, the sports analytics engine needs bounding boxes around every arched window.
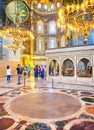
[37,38,43,53]
[49,38,56,48]
[57,2,60,8]
[62,59,74,76]
[37,21,43,33]
[49,59,59,76]
[37,3,42,10]
[48,21,56,34]
[44,4,48,11]
[77,58,92,77]
[50,4,54,11]
[61,35,65,47]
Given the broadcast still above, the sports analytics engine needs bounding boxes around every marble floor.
[0,76,94,130]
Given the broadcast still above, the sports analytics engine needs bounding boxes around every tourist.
[6,65,11,83]
[16,64,22,85]
[27,64,31,78]
[34,65,38,81]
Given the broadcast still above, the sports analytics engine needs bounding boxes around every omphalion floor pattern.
[0,76,94,130]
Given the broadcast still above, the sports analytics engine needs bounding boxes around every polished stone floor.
[0,76,94,130]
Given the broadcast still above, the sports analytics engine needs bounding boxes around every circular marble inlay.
[9,92,81,120]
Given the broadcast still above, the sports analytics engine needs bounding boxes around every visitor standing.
[40,65,44,79]
[34,65,38,81]
[16,64,22,85]
[44,65,47,80]
[27,64,31,78]
[6,65,11,83]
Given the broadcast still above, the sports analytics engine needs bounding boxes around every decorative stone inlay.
[86,107,94,114]
[7,92,81,121]
[25,122,51,130]
[70,121,94,130]
[81,97,94,103]
[0,117,14,129]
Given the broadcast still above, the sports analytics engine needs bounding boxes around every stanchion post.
[24,75,26,87]
[23,72,26,87]
[52,78,54,89]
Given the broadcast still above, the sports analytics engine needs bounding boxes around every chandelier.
[0,0,34,53]
[59,0,94,37]
[0,25,34,53]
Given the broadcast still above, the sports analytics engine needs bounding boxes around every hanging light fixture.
[59,0,94,36]
[0,0,34,53]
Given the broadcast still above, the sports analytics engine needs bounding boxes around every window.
[57,2,60,8]
[49,38,56,48]
[37,3,42,10]
[44,4,48,11]
[37,21,43,33]
[37,38,44,53]
[50,4,54,11]
[61,35,65,47]
[49,21,56,34]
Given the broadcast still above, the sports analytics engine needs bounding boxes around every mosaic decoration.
[25,122,51,130]
[79,113,94,120]
[55,121,65,127]
[0,79,94,130]
[70,121,94,130]
[86,107,94,114]
[81,97,94,103]
[0,103,8,116]
[0,117,15,129]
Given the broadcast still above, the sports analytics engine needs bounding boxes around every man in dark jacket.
[16,64,22,85]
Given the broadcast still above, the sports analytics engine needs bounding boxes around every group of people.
[6,64,47,84]
[34,65,46,80]
[6,64,31,84]
[16,64,31,84]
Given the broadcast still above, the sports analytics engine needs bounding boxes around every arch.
[62,59,74,76]
[77,58,92,77]
[49,59,59,76]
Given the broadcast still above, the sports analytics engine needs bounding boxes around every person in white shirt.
[6,65,11,83]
